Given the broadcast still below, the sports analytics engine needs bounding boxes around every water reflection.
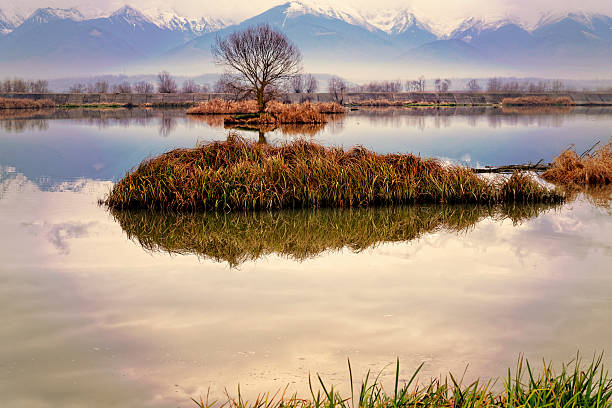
[110,203,560,267]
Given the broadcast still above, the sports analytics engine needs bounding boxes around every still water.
[1,107,611,407]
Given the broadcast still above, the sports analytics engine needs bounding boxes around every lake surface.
[1,107,611,407]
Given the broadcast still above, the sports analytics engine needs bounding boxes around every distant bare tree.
[89,80,109,93]
[69,83,86,93]
[12,78,27,93]
[134,81,154,93]
[181,79,201,93]
[27,79,49,93]
[487,77,503,92]
[406,76,426,92]
[212,24,302,112]
[291,74,303,93]
[466,79,481,92]
[157,71,178,93]
[213,74,252,100]
[551,80,565,93]
[328,76,347,104]
[112,82,132,93]
[305,74,318,94]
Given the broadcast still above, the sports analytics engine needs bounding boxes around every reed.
[102,136,563,212]
[109,203,557,266]
[501,96,574,106]
[186,99,345,116]
[192,354,612,408]
[0,97,56,109]
[357,99,408,107]
[542,143,612,185]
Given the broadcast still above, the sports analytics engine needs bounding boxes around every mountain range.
[0,2,611,78]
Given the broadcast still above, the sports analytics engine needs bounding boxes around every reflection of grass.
[103,137,563,211]
[110,203,558,267]
[191,354,612,408]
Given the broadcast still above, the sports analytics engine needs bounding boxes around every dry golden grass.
[357,99,408,107]
[501,96,575,106]
[102,136,563,212]
[0,97,56,109]
[187,99,345,116]
[542,143,612,185]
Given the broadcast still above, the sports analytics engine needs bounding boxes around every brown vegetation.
[102,136,563,212]
[542,143,612,185]
[0,97,56,109]
[502,96,575,106]
[356,99,408,107]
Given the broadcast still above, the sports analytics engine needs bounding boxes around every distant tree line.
[1,78,49,93]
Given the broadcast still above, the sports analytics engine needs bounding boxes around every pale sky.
[2,0,612,32]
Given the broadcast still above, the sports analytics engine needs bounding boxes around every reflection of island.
[187,114,332,137]
[110,203,560,267]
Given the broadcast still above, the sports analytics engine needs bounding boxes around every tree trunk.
[256,87,265,113]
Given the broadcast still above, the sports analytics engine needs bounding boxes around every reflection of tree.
[0,109,54,132]
[159,116,177,137]
[110,203,560,267]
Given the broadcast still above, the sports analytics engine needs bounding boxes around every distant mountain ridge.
[0,2,611,77]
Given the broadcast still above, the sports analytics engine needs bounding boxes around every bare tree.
[112,82,132,93]
[12,78,27,93]
[212,24,302,112]
[90,80,109,93]
[69,83,86,93]
[28,80,49,93]
[158,71,178,93]
[134,81,154,93]
[328,76,347,104]
[305,74,318,94]
[290,74,303,93]
[181,79,201,93]
[487,77,503,92]
[406,76,426,92]
[466,79,480,92]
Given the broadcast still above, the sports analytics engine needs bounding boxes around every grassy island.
[501,96,575,106]
[102,136,563,212]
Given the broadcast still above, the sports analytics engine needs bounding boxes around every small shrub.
[543,143,612,185]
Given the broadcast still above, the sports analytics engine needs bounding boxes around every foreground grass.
[110,203,556,266]
[192,355,612,408]
[0,97,56,109]
[543,143,612,185]
[102,136,563,211]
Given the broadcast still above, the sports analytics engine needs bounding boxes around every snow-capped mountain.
[0,9,25,34]
[22,7,84,25]
[0,3,611,77]
[146,10,226,36]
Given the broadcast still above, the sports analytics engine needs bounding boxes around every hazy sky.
[2,0,612,30]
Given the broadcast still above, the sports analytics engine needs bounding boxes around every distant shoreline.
[1,91,612,108]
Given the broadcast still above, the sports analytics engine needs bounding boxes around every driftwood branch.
[472,163,551,174]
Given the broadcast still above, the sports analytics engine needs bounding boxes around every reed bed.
[501,96,574,106]
[192,354,612,408]
[186,99,345,116]
[102,137,563,212]
[357,99,408,107]
[110,203,556,266]
[542,143,612,185]
[0,97,56,109]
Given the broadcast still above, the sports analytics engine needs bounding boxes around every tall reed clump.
[0,97,56,109]
[192,354,612,408]
[102,137,563,212]
[501,96,574,106]
[186,99,345,116]
[357,99,408,107]
[542,143,612,185]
